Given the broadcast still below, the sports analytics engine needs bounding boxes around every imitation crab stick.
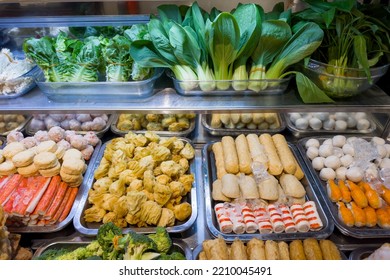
[362,182,382,209]
[337,201,354,227]
[347,180,368,208]
[44,182,68,220]
[338,180,351,203]
[327,179,342,202]
[0,175,10,191]
[3,177,28,213]
[58,187,78,222]
[12,177,43,216]
[30,175,61,218]
[49,187,72,224]
[0,174,23,205]
[25,176,51,214]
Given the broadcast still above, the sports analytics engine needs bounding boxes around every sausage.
[303,238,323,260]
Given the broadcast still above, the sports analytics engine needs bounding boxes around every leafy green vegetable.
[294,71,334,103]
[249,20,291,91]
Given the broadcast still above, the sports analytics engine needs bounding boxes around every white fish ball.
[340,154,354,167]
[295,118,309,129]
[384,144,390,157]
[319,144,334,157]
[324,155,341,170]
[356,119,370,131]
[332,135,346,148]
[334,112,349,121]
[333,147,344,158]
[312,157,325,171]
[323,119,335,130]
[371,136,386,146]
[346,117,357,128]
[309,117,322,130]
[323,139,333,145]
[295,118,309,130]
[377,145,388,159]
[306,146,319,160]
[347,137,358,145]
[342,144,355,156]
[335,167,347,180]
[380,158,390,169]
[319,168,336,181]
[354,112,367,120]
[305,138,320,149]
[313,112,329,121]
[335,120,347,131]
[289,113,301,124]
[346,166,364,182]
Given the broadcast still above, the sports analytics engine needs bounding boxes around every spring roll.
[203,237,229,260]
[212,179,231,202]
[265,240,280,260]
[230,239,247,260]
[235,134,252,174]
[246,134,268,169]
[259,133,283,176]
[279,173,306,198]
[272,134,297,175]
[212,142,227,180]
[289,240,306,260]
[278,241,290,260]
[221,136,239,174]
[247,238,266,260]
[319,240,342,260]
[303,238,323,260]
[239,175,259,199]
[221,174,240,198]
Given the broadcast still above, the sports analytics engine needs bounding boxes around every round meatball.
[32,114,47,121]
[7,131,24,143]
[76,114,92,123]
[70,134,88,150]
[57,139,71,151]
[91,117,106,131]
[60,119,71,130]
[80,121,93,131]
[81,145,94,161]
[29,118,46,131]
[44,116,60,130]
[34,130,50,142]
[48,126,66,142]
[65,130,77,142]
[50,114,66,122]
[69,119,81,131]
[83,132,100,146]
[20,136,38,149]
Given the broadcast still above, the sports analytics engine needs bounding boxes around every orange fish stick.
[327,179,342,202]
[338,180,351,203]
[347,180,368,208]
[362,182,382,209]
[337,202,355,227]
[376,208,390,229]
[347,202,366,227]
[363,206,377,228]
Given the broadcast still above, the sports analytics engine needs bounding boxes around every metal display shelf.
[2,84,390,114]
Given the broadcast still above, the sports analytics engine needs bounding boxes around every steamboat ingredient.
[209,113,281,130]
[0,114,26,134]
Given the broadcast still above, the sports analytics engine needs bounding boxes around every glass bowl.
[303,59,390,98]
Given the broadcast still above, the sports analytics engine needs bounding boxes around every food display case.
[1,0,390,261]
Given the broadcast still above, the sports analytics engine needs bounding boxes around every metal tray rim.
[201,113,286,136]
[73,137,198,236]
[296,135,390,238]
[110,114,196,138]
[348,246,381,260]
[6,140,102,233]
[202,141,334,242]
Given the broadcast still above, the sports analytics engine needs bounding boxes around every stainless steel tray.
[25,114,114,138]
[0,65,39,99]
[285,113,381,138]
[296,136,390,238]
[35,68,163,102]
[192,240,347,260]
[168,70,292,96]
[73,138,198,236]
[0,115,31,137]
[201,114,286,136]
[33,236,193,260]
[110,114,196,138]
[202,142,334,242]
[348,246,383,260]
[6,140,102,233]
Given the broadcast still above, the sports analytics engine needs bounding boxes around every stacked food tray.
[0,115,31,136]
[25,114,115,138]
[201,113,286,136]
[202,139,334,242]
[111,114,196,138]
[285,112,382,138]
[297,136,390,238]
[73,137,198,236]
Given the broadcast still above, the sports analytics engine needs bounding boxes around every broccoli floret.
[85,240,104,258]
[147,226,172,253]
[157,251,186,260]
[36,248,71,260]
[55,246,90,260]
[97,222,123,260]
[123,231,159,260]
